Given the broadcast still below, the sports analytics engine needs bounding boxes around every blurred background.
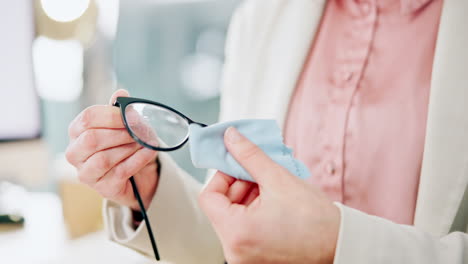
[0,0,240,263]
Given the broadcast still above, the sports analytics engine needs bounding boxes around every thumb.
[198,172,234,225]
[224,127,290,190]
[109,89,130,105]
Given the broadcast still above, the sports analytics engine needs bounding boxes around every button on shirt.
[284,0,442,225]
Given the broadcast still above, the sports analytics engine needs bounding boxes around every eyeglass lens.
[124,103,189,149]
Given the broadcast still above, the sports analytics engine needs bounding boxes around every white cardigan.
[104,0,468,263]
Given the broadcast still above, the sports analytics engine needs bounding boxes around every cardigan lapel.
[246,0,326,128]
[414,0,468,236]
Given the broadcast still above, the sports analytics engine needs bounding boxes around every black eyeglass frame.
[114,97,207,152]
[113,96,207,262]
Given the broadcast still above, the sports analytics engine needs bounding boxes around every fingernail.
[225,127,242,144]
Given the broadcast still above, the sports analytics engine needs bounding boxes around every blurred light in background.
[0,0,40,140]
[32,37,84,102]
[180,53,222,100]
[1,0,241,263]
[196,28,226,57]
[180,28,225,100]
[95,0,120,39]
[40,0,91,22]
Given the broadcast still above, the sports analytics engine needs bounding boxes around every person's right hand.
[65,89,159,211]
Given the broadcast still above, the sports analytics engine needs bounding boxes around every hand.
[66,89,159,210]
[198,127,341,264]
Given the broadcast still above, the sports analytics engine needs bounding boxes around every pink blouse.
[284,0,442,225]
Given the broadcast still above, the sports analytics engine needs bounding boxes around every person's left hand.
[198,127,341,264]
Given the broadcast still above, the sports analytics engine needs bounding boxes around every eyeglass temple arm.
[112,101,161,261]
[191,121,208,128]
[129,177,160,261]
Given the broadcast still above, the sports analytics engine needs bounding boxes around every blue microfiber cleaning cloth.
[188,119,310,182]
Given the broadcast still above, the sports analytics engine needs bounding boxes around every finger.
[204,171,236,195]
[226,180,254,204]
[66,128,135,166]
[101,147,157,184]
[68,105,124,140]
[94,147,157,199]
[94,148,157,202]
[77,142,141,185]
[198,172,236,224]
[94,172,130,201]
[224,127,289,189]
[241,184,260,206]
[109,89,130,105]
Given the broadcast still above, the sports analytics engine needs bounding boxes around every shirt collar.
[339,0,434,15]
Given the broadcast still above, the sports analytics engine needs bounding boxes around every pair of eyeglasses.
[114,97,207,261]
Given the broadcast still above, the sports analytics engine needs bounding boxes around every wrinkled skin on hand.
[199,127,341,264]
[65,89,159,210]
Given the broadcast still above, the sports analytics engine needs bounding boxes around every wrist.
[131,209,144,229]
[129,156,161,211]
